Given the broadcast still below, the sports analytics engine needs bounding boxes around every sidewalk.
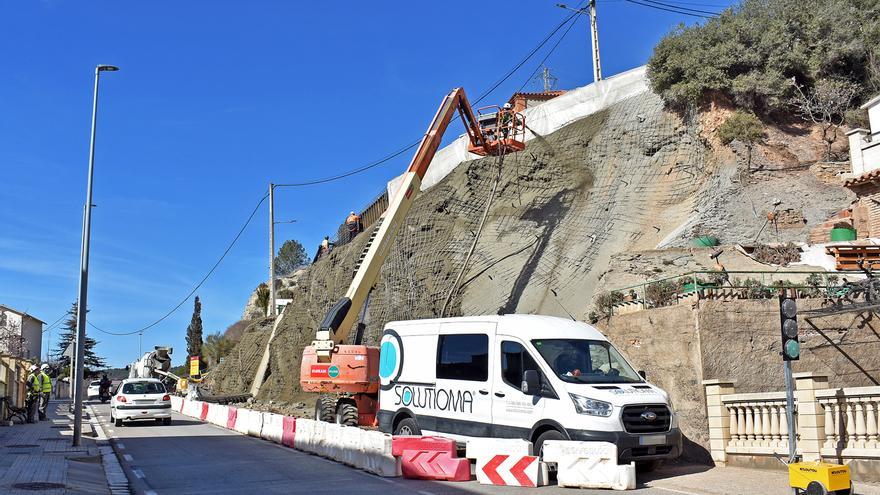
[0,400,111,495]
[644,464,880,495]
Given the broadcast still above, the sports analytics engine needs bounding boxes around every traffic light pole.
[783,359,797,463]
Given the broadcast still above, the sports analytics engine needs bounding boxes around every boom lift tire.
[335,401,358,427]
[315,395,335,423]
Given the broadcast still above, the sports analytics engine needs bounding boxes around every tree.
[202,332,235,369]
[718,110,764,170]
[55,302,106,374]
[0,316,28,358]
[274,239,308,277]
[185,296,203,359]
[791,78,858,160]
[255,283,270,317]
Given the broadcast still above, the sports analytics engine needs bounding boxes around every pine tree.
[55,301,106,374]
[186,296,203,359]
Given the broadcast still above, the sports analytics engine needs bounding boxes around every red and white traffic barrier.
[226,406,237,430]
[281,416,296,448]
[392,436,469,481]
[542,441,635,490]
[467,438,547,487]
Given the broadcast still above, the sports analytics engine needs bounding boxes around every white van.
[376,314,682,465]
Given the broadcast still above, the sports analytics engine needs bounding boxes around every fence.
[607,270,841,315]
[704,374,880,473]
[332,189,389,249]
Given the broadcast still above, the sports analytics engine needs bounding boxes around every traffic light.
[779,294,800,361]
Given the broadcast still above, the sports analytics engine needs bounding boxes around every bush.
[719,111,764,145]
[740,278,772,299]
[647,0,880,114]
[833,221,853,229]
[277,288,296,299]
[752,243,801,266]
[645,280,680,307]
[593,291,624,318]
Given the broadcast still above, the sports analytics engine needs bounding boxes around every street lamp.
[72,64,119,447]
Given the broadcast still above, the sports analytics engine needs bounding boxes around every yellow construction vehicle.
[299,88,525,426]
[789,461,851,495]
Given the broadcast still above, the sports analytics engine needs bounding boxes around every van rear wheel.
[394,417,421,436]
[315,396,335,423]
[535,429,566,459]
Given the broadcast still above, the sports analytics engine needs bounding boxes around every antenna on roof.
[550,289,577,321]
[532,66,559,92]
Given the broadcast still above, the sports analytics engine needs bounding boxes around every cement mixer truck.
[128,346,176,384]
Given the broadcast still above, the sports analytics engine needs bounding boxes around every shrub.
[719,111,764,146]
[740,278,772,299]
[593,291,624,318]
[277,288,296,299]
[645,280,680,307]
[752,243,801,266]
[833,221,853,229]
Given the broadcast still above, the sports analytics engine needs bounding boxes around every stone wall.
[598,298,880,464]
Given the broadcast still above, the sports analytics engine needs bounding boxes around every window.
[436,334,488,381]
[532,339,642,384]
[501,341,540,389]
[121,381,166,395]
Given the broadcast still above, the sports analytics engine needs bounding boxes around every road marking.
[654,486,706,495]
[133,468,145,479]
[123,454,133,462]
[116,442,125,450]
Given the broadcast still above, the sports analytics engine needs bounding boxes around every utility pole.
[557,3,602,83]
[268,182,276,317]
[589,0,602,83]
[73,64,118,447]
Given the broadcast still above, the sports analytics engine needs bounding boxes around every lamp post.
[72,64,119,447]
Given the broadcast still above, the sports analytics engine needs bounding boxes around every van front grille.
[621,404,671,433]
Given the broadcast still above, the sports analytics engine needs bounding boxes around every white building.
[848,94,880,176]
[0,304,44,361]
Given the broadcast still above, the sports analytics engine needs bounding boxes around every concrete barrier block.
[246,409,264,438]
[170,396,182,412]
[294,418,315,452]
[466,438,532,459]
[541,440,617,463]
[556,456,636,490]
[208,404,228,427]
[227,407,238,430]
[234,408,250,435]
[261,413,283,444]
[360,430,401,477]
[281,416,296,448]
[184,400,203,418]
[322,423,343,460]
[340,426,362,466]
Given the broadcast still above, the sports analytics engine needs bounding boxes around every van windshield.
[532,339,642,384]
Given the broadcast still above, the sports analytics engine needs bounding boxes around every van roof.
[384,314,608,340]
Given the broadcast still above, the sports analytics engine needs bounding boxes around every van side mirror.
[522,370,540,395]
[638,370,647,380]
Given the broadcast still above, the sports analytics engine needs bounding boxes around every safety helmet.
[503,102,512,110]
[350,211,356,215]
[29,365,37,372]
[40,364,49,370]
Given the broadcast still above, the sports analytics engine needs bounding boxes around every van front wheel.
[394,417,421,436]
[535,429,566,459]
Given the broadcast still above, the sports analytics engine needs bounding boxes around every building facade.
[0,305,44,361]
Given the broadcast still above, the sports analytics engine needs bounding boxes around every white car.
[110,378,172,426]
[87,381,101,400]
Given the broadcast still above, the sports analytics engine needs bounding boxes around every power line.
[275,140,420,188]
[623,0,716,18]
[87,191,270,336]
[518,10,584,92]
[639,0,720,15]
[42,313,67,333]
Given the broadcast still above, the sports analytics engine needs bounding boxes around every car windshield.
[531,339,642,384]
[121,382,165,395]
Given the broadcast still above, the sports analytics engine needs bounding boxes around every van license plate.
[639,435,665,446]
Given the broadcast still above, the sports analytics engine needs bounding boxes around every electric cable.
[623,0,715,18]
[518,8,584,92]
[638,0,720,16]
[87,191,269,336]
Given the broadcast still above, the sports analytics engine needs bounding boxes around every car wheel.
[114,417,123,427]
[163,418,172,426]
[636,460,662,472]
[314,396,335,423]
[156,418,163,424]
[393,417,421,436]
[535,429,566,459]
[335,402,358,427]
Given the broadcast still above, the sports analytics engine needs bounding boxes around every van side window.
[500,341,539,389]
[436,334,488,381]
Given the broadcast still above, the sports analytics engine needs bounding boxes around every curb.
[86,404,132,495]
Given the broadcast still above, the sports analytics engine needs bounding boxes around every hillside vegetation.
[648,0,880,115]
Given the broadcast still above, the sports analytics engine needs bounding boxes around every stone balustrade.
[703,373,880,468]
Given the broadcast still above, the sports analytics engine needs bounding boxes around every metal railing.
[606,270,843,312]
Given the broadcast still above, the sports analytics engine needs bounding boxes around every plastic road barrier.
[477,454,543,487]
[360,430,401,477]
[465,438,532,459]
[293,418,315,453]
[200,402,209,421]
[281,416,296,448]
[261,413,284,444]
[399,450,470,481]
[208,404,228,427]
[226,407,237,430]
[233,407,251,435]
[543,441,635,490]
[391,436,457,457]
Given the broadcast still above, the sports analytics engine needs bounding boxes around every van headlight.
[569,394,613,417]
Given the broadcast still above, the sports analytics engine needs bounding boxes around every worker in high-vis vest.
[25,364,39,423]
[38,364,52,421]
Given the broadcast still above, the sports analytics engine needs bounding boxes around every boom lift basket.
[467,105,526,156]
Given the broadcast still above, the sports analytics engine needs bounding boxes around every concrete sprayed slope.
[211,89,711,399]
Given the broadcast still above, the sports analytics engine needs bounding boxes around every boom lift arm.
[311,88,524,360]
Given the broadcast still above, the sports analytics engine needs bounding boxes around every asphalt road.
[88,401,702,495]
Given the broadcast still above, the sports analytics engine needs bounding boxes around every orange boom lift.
[299,88,525,425]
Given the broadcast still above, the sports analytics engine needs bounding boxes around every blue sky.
[0,0,736,368]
